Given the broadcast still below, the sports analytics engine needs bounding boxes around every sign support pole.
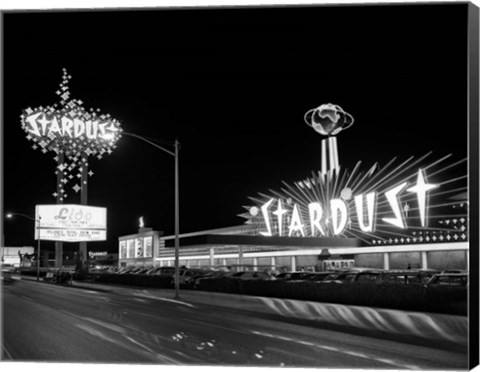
[174,139,180,299]
[54,153,64,268]
[79,152,88,264]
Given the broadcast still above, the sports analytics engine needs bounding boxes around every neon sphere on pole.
[304,103,354,177]
[304,103,354,137]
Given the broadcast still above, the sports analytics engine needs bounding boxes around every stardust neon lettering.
[288,204,305,237]
[382,182,407,229]
[259,198,274,236]
[272,199,287,236]
[354,192,376,232]
[25,113,116,142]
[330,199,348,235]
[308,202,325,237]
[258,169,437,236]
[60,117,73,138]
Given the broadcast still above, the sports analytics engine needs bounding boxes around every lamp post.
[6,212,42,281]
[122,132,181,299]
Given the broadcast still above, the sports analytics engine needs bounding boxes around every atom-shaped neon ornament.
[304,103,354,136]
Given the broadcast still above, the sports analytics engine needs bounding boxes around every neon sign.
[21,70,122,158]
[242,103,467,245]
[248,166,442,240]
[20,69,122,201]
[23,112,119,143]
[35,204,107,242]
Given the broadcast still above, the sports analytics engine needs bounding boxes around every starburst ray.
[344,161,363,189]
[436,175,468,187]
[362,153,433,195]
[359,158,396,192]
[427,157,467,178]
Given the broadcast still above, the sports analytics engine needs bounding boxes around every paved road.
[1,278,468,369]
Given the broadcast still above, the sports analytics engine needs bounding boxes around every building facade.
[118,228,164,267]
[117,143,469,272]
[1,246,35,268]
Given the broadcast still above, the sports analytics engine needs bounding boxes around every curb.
[149,290,468,346]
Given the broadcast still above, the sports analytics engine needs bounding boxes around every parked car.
[145,267,162,275]
[230,271,274,280]
[130,267,151,275]
[382,269,438,285]
[2,264,16,273]
[102,266,119,274]
[192,271,221,289]
[157,267,176,277]
[425,273,468,287]
[116,266,135,275]
[275,272,315,281]
[171,268,213,288]
[319,269,384,284]
[351,270,386,284]
[305,272,334,282]
[194,271,240,288]
[320,272,357,284]
[1,267,14,284]
[440,269,468,274]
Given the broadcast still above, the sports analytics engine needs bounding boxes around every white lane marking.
[73,322,167,363]
[135,292,196,308]
[65,309,180,363]
[134,298,149,303]
[124,335,156,353]
[250,330,422,370]
[81,290,100,294]
[77,316,127,334]
[124,335,180,364]
[74,323,122,344]
[2,345,13,360]
[94,297,111,302]
[58,309,130,337]
[21,295,34,302]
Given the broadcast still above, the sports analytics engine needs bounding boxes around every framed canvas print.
[1,1,479,370]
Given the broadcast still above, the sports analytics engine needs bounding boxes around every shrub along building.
[118,104,469,272]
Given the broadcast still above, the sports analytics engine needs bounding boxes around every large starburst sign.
[241,104,467,245]
[20,69,123,201]
[242,153,467,245]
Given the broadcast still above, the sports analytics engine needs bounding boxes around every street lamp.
[6,212,42,281]
[122,132,181,299]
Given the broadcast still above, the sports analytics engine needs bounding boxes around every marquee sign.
[21,69,123,201]
[35,204,107,242]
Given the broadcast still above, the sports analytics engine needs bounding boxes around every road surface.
[1,278,468,369]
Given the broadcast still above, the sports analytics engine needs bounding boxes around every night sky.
[3,3,469,254]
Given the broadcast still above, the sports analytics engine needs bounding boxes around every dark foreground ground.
[1,278,468,369]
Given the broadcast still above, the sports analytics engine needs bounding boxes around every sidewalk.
[17,274,468,346]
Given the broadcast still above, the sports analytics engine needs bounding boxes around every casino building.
[119,104,469,272]
[146,192,468,272]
